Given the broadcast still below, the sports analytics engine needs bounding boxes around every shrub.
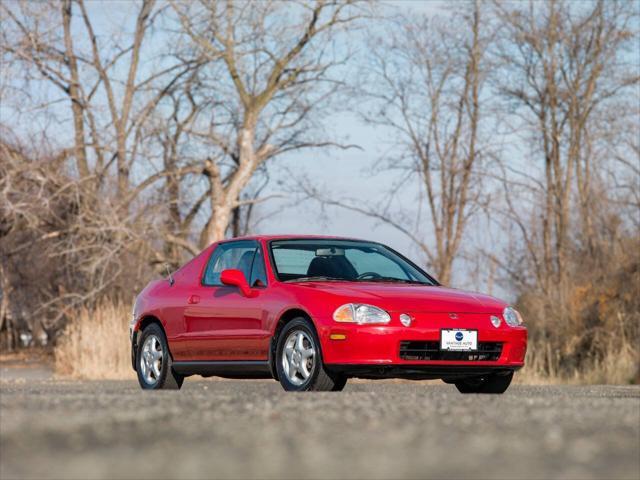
[55,300,132,380]
[516,235,640,384]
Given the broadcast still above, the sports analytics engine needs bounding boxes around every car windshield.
[269,239,437,285]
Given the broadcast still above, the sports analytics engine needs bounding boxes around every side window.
[203,241,257,286]
[250,246,268,287]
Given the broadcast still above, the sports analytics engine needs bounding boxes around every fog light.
[399,313,412,327]
[490,315,501,328]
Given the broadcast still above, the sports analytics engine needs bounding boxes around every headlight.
[333,303,391,325]
[503,306,523,326]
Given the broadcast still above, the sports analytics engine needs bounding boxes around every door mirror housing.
[220,269,253,297]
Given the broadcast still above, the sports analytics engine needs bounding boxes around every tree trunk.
[200,121,259,246]
[438,261,452,286]
[231,206,242,237]
[61,0,90,180]
[204,202,232,245]
[0,261,9,334]
[117,133,129,196]
[163,164,181,267]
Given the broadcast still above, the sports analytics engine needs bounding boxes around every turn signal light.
[399,313,412,327]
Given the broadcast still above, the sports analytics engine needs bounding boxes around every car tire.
[331,374,348,391]
[136,323,184,390]
[454,371,513,394]
[275,317,346,392]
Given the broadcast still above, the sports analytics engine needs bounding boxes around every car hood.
[292,282,507,314]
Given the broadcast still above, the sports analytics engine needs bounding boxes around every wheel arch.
[131,315,169,370]
[138,314,164,331]
[269,308,319,381]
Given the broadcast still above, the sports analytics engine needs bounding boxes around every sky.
[3,0,638,313]
[253,1,499,294]
[255,0,452,270]
[0,0,509,296]
[0,0,552,301]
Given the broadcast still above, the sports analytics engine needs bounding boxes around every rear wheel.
[136,323,184,390]
[275,317,346,392]
[454,371,513,394]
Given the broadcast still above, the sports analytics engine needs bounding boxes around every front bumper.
[318,313,527,377]
[326,364,520,380]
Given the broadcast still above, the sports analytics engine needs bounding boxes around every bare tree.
[0,0,201,199]
[305,3,487,285]
[0,1,198,340]
[1,2,89,180]
[491,0,639,295]
[172,0,368,246]
[0,134,159,346]
[486,0,640,379]
[1,0,370,343]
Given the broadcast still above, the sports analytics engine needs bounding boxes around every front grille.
[399,341,503,361]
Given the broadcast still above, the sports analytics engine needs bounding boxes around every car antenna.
[164,263,175,286]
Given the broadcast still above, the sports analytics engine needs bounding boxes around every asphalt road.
[1,378,639,480]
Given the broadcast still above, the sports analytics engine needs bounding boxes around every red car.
[130,236,527,393]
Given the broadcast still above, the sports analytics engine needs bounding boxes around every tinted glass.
[272,248,315,274]
[346,249,407,278]
[270,239,435,285]
[203,241,258,286]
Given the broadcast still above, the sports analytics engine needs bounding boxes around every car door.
[184,240,271,361]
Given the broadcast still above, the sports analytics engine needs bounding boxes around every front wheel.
[275,318,346,392]
[454,371,513,394]
[136,323,184,390]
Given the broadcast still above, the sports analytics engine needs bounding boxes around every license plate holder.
[440,329,478,351]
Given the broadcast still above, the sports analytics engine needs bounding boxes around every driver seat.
[306,256,357,280]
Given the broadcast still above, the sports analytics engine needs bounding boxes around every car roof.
[220,234,371,243]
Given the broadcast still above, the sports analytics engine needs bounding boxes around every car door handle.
[187,295,200,305]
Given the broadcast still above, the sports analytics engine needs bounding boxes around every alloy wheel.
[281,330,316,386]
[140,334,163,385]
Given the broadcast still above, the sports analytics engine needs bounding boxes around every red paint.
[220,269,254,297]
[132,235,526,373]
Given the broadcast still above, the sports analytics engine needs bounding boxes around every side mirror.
[220,269,253,297]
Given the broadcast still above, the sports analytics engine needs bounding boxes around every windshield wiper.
[358,277,430,285]
[284,276,348,283]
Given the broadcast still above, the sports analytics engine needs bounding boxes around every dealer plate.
[441,329,478,351]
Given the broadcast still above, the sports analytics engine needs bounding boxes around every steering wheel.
[356,272,382,280]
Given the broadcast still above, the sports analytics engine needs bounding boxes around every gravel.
[1,378,639,479]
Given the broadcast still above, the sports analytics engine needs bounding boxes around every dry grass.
[513,237,640,386]
[516,339,639,385]
[54,300,132,380]
[0,347,53,365]
[54,300,638,384]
